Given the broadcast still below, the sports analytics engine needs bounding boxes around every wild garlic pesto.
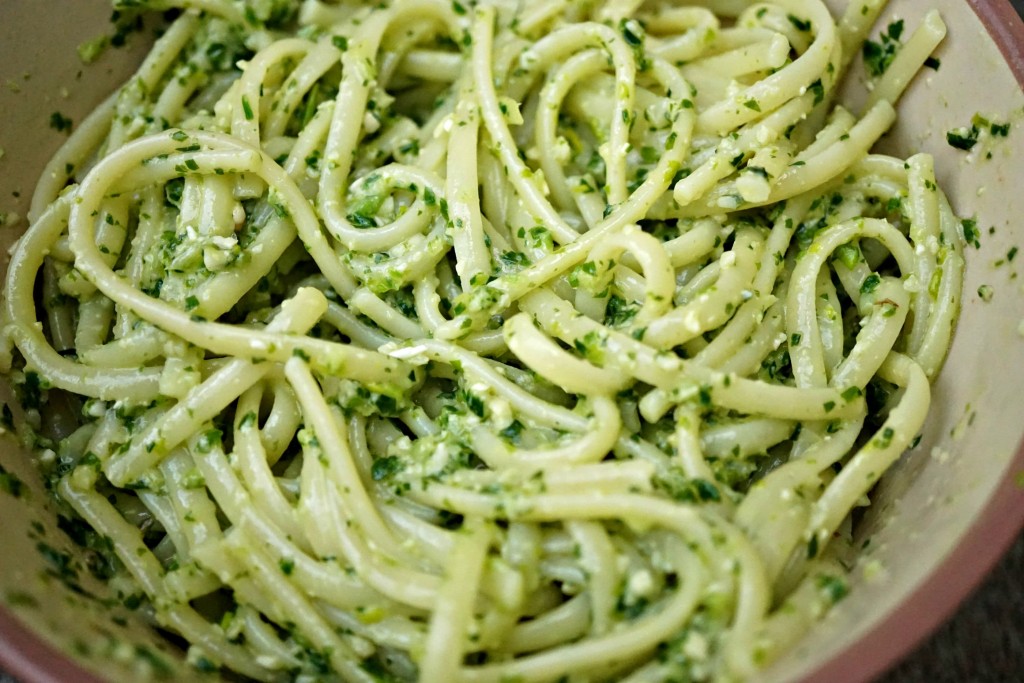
[0,0,967,681]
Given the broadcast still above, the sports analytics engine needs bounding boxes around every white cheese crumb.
[203,244,232,271]
[489,398,513,430]
[382,343,429,363]
[862,559,885,581]
[362,111,380,134]
[210,234,237,250]
[683,632,710,660]
[85,400,107,418]
[255,655,284,669]
[627,569,654,598]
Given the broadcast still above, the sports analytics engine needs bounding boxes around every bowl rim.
[1,2,1023,683]
[0,608,104,683]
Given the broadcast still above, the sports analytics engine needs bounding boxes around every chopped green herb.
[862,20,905,77]
[371,455,403,481]
[49,112,73,134]
[788,14,812,32]
[946,126,978,151]
[808,79,825,106]
[961,217,981,248]
[860,273,881,294]
[0,465,24,498]
[833,243,861,270]
[77,35,109,64]
[816,574,849,604]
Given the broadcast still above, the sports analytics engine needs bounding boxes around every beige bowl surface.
[0,1,1022,682]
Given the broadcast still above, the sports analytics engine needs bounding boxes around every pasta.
[0,0,966,680]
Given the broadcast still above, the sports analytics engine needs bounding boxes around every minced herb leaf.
[862,20,905,77]
[371,455,403,481]
[0,465,25,498]
[49,112,73,134]
[946,126,979,151]
[816,574,849,604]
[860,273,881,294]
[958,219,983,248]
[77,35,109,64]
[787,14,812,32]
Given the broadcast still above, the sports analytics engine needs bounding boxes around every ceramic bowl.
[0,1,1021,681]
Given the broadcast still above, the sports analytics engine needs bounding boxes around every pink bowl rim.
[0,2,1023,682]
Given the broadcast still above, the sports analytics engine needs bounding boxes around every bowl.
[0,1,1021,681]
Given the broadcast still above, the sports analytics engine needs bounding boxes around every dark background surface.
[878,536,1024,682]
[3,2,1024,683]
